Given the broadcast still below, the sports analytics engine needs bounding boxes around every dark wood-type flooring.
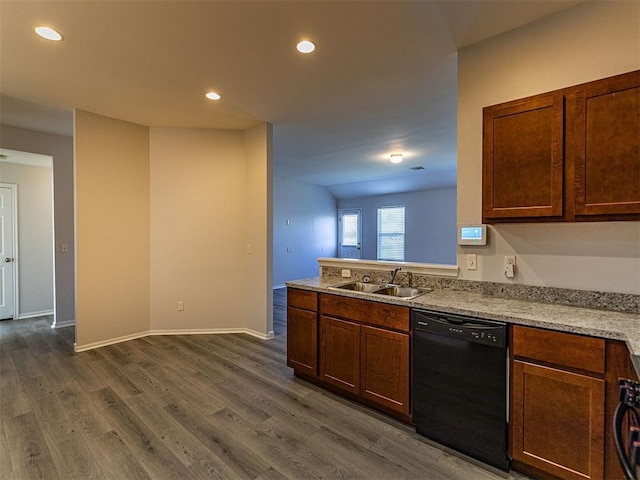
[0,288,530,479]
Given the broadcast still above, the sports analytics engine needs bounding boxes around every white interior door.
[338,208,362,259]
[0,186,16,320]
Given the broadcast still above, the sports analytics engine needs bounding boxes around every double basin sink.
[328,281,431,300]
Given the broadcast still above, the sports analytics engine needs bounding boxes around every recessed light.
[390,153,403,164]
[296,40,316,54]
[205,91,221,101]
[35,26,63,41]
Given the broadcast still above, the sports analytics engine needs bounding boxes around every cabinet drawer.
[320,294,409,332]
[287,288,317,312]
[512,325,605,375]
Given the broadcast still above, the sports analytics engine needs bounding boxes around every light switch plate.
[466,254,477,270]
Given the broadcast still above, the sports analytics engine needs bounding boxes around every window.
[341,212,359,246]
[377,206,405,261]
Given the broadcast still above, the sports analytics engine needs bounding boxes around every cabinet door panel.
[360,326,410,415]
[319,316,360,394]
[286,307,317,376]
[512,360,604,480]
[483,92,564,221]
[573,71,640,216]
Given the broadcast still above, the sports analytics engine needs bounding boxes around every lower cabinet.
[318,314,410,416]
[286,288,318,377]
[287,306,318,376]
[319,316,360,395]
[360,325,410,415]
[511,360,605,480]
[510,325,607,480]
[313,293,411,418]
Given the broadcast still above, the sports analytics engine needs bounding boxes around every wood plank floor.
[1,289,531,479]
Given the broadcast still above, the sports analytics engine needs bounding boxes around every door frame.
[338,208,362,259]
[0,183,19,321]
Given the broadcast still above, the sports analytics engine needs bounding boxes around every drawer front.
[512,325,605,375]
[287,288,318,312]
[320,294,409,332]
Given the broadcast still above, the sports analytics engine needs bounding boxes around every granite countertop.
[286,277,640,377]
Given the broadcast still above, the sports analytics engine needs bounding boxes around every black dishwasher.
[412,309,509,471]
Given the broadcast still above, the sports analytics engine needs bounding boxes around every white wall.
[245,123,273,336]
[273,176,337,288]
[0,161,54,317]
[149,127,250,332]
[75,118,273,349]
[75,111,150,348]
[338,188,457,265]
[0,125,75,323]
[457,1,640,294]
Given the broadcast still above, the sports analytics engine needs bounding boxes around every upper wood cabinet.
[483,92,565,220]
[483,70,640,223]
[570,72,640,216]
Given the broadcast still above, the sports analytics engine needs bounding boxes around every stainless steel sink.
[329,281,431,300]
[371,286,432,300]
[329,281,383,293]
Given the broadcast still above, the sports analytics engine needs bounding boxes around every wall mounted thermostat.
[457,224,487,246]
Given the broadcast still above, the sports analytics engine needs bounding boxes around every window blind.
[377,206,405,261]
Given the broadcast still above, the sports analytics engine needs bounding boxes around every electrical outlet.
[466,254,477,270]
[177,301,184,311]
[504,256,516,279]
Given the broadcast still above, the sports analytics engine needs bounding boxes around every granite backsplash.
[321,266,639,314]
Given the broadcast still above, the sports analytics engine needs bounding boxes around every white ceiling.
[0,0,584,199]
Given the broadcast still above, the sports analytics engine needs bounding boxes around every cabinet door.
[571,71,640,216]
[286,306,317,376]
[511,360,605,480]
[319,316,360,395]
[360,326,410,415]
[483,92,564,221]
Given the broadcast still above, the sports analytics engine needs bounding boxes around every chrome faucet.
[389,267,401,285]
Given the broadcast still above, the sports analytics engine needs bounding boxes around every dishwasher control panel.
[412,309,507,348]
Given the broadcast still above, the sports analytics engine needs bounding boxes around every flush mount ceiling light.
[35,26,63,41]
[296,40,316,54]
[205,91,221,101]
[390,153,403,164]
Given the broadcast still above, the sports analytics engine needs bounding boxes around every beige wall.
[149,127,249,332]
[74,111,150,347]
[244,123,273,336]
[457,1,640,294]
[0,125,75,323]
[0,161,54,316]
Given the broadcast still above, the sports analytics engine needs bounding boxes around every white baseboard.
[52,319,76,329]
[74,327,276,352]
[19,310,54,320]
[74,330,150,352]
